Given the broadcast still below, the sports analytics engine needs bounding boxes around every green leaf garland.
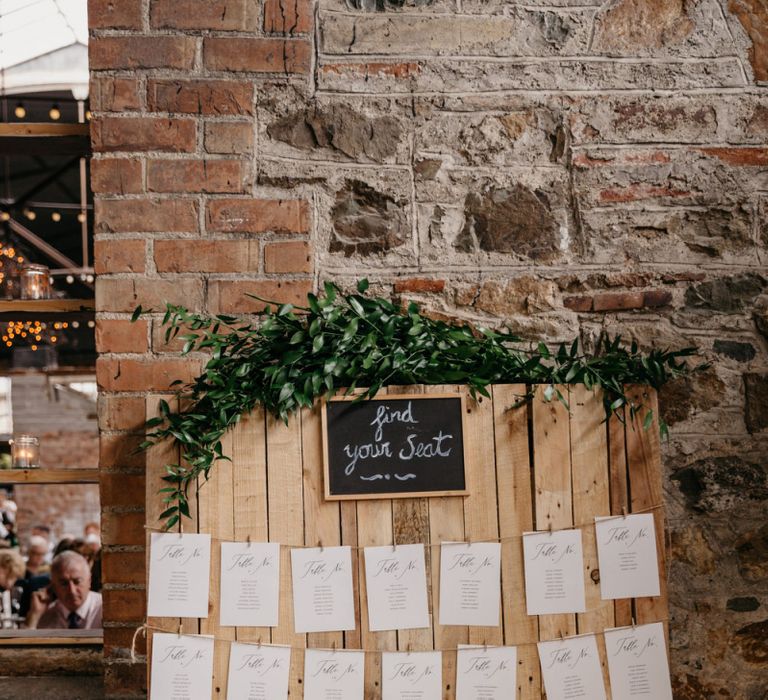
[137,280,705,529]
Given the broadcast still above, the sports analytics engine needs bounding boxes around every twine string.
[143,503,668,547]
[130,618,670,663]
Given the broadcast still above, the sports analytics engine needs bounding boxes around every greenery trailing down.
[136,279,703,530]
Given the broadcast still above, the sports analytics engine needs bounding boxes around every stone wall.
[89,0,768,696]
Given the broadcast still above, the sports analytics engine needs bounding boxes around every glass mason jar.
[19,265,51,300]
[10,435,39,468]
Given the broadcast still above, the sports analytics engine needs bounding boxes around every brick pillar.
[89,1,314,695]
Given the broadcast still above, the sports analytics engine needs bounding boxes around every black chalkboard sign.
[322,393,468,500]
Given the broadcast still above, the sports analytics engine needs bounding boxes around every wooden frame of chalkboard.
[321,392,469,500]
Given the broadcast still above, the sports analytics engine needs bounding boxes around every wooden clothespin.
[548,521,554,536]
[622,506,627,520]
[318,540,324,553]
[257,636,262,649]
[177,620,183,638]
[246,533,251,547]
[331,640,337,654]
[559,629,564,642]
[483,640,488,653]
[407,643,412,656]
[631,617,636,630]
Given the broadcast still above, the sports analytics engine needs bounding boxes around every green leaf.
[357,278,369,293]
[131,305,143,322]
[643,408,654,431]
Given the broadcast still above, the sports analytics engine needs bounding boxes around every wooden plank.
[340,500,361,650]
[231,408,270,644]
[570,385,613,695]
[357,498,396,697]
[625,386,668,633]
[0,468,99,483]
[492,384,541,700]
[461,386,503,647]
[531,385,576,642]
[144,396,193,694]
[387,385,433,654]
[266,412,306,697]
[0,123,91,137]
[426,384,466,700]
[302,402,343,653]
[198,429,235,699]
[571,385,613,634]
[608,404,632,628]
[338,389,366,653]
[0,299,94,313]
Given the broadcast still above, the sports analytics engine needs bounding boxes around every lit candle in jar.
[11,436,39,468]
[20,265,51,300]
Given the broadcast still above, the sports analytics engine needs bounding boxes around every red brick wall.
[89,2,313,695]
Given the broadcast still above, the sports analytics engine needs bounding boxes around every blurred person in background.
[26,551,102,629]
[24,535,50,577]
[31,524,54,563]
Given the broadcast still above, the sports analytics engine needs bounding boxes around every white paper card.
[605,623,673,700]
[220,542,280,627]
[226,642,291,700]
[148,533,211,618]
[439,542,501,627]
[538,635,607,700]
[595,514,661,600]
[150,633,214,700]
[304,648,365,700]
[456,645,517,700]
[523,529,586,615]
[291,546,356,633]
[364,544,430,632]
[382,651,442,700]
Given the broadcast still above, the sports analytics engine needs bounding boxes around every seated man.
[26,550,102,629]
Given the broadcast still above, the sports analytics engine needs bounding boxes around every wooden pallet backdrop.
[145,383,667,699]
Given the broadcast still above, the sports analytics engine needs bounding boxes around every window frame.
[0,467,102,647]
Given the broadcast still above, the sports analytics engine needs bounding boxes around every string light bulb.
[51,211,61,222]
[49,104,61,121]
[14,103,25,119]
[85,110,92,121]
[77,212,86,224]
[0,211,9,222]
[65,275,74,284]
[23,208,36,221]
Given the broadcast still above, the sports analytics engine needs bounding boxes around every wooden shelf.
[0,299,94,312]
[0,469,99,484]
[0,123,90,137]
[0,123,91,155]
[0,629,102,646]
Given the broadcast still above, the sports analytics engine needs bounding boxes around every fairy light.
[77,212,86,224]
[49,104,61,121]
[51,211,62,222]
[23,208,36,221]
[14,103,25,119]
[0,211,9,222]
[1,320,63,351]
